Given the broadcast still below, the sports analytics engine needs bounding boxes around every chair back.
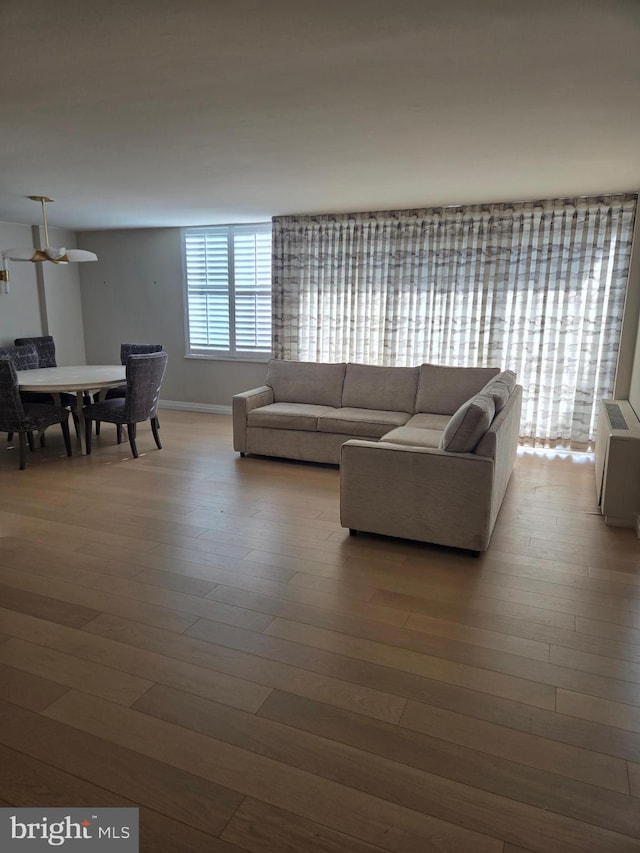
[0,343,39,370]
[0,358,26,432]
[120,343,164,365]
[123,351,168,423]
[14,336,56,368]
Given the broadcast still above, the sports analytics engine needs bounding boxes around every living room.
[0,1,639,851]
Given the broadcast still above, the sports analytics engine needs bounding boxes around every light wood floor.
[1,412,640,852]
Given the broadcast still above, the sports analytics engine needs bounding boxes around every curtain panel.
[272,194,637,444]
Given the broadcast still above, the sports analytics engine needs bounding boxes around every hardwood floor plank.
[118,567,218,597]
[256,690,634,827]
[0,581,99,628]
[399,698,629,793]
[628,763,640,798]
[0,607,271,714]
[550,644,640,684]
[222,798,389,853]
[81,541,299,584]
[201,570,407,625]
[3,558,273,633]
[264,616,640,708]
[576,616,640,646]
[0,744,245,853]
[0,537,145,580]
[328,578,575,630]
[0,662,70,712]
[211,584,548,661]
[44,690,504,853]
[84,612,406,723]
[206,578,409,626]
[0,699,244,841]
[0,565,199,633]
[0,637,152,706]
[556,689,640,734]
[406,610,640,666]
[187,615,556,710]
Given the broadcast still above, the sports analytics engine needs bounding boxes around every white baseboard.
[158,400,232,415]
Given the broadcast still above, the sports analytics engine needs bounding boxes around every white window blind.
[184,223,272,359]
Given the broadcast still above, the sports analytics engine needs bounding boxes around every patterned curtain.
[272,194,637,443]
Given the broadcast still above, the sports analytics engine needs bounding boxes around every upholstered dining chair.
[0,358,72,469]
[94,343,164,435]
[83,351,168,458]
[14,335,57,368]
[13,335,82,436]
[0,344,41,444]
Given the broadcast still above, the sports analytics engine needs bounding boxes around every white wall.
[0,222,42,344]
[0,221,86,364]
[78,228,267,408]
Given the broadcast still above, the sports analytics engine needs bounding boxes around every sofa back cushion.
[415,364,501,415]
[481,369,517,413]
[342,363,419,412]
[440,392,496,452]
[266,360,346,408]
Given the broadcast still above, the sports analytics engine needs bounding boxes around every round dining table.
[16,364,127,455]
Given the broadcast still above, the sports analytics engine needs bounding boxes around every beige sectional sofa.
[233,359,522,553]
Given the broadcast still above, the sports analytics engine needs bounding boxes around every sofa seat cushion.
[248,403,336,431]
[318,408,411,438]
[381,426,443,448]
[416,364,501,415]
[440,392,496,452]
[403,413,451,431]
[342,363,419,412]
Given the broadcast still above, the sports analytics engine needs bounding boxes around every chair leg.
[116,424,123,444]
[26,431,35,452]
[72,411,81,440]
[96,421,101,435]
[127,423,139,458]
[85,417,93,455]
[61,419,72,457]
[7,432,13,442]
[151,417,162,449]
[18,433,27,469]
[40,431,46,448]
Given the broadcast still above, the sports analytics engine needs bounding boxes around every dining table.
[16,364,126,455]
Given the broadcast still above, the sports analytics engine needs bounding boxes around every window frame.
[182,222,272,363]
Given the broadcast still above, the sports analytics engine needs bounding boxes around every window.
[184,223,272,360]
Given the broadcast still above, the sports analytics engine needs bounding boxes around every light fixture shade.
[1,197,98,265]
[2,247,40,261]
[63,248,98,262]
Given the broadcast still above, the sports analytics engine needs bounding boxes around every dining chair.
[83,351,168,458]
[0,343,39,371]
[12,335,82,437]
[94,343,164,435]
[0,357,72,469]
[14,335,57,368]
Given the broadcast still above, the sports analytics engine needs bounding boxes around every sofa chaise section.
[340,383,522,553]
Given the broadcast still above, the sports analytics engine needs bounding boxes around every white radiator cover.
[595,399,640,527]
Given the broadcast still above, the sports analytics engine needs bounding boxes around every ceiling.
[1,0,639,232]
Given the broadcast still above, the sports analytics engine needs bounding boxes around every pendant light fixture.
[3,195,98,263]
[1,196,97,292]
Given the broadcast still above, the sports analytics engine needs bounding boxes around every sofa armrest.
[340,440,495,551]
[232,386,274,452]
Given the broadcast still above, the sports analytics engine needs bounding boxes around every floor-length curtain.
[272,194,637,443]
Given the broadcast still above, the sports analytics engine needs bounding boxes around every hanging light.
[2,195,98,264]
